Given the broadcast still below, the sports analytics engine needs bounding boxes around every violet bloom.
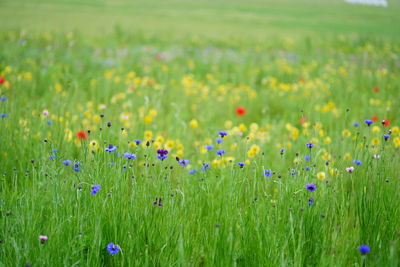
[91,185,101,195]
[263,169,272,177]
[238,162,245,168]
[216,149,225,156]
[157,149,168,161]
[306,184,317,192]
[383,134,390,141]
[216,138,223,144]
[364,120,373,126]
[218,131,228,138]
[358,245,370,255]
[205,145,214,151]
[179,159,189,167]
[106,242,120,255]
[105,145,117,152]
[202,162,210,171]
[123,152,136,160]
[306,143,314,149]
[345,166,354,173]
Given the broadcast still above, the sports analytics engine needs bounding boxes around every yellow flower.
[391,127,399,135]
[239,123,247,133]
[165,140,175,149]
[247,150,256,158]
[322,153,331,161]
[92,115,101,123]
[342,129,351,137]
[144,130,153,141]
[189,119,199,129]
[372,126,380,134]
[324,137,331,144]
[144,115,153,124]
[149,109,157,117]
[224,120,233,129]
[344,153,351,160]
[89,140,99,151]
[250,144,260,153]
[393,137,400,147]
[371,138,380,146]
[317,172,326,181]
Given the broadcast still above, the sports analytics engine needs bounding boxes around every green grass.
[1,0,400,266]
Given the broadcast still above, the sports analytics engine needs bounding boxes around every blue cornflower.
[218,131,228,138]
[280,148,284,155]
[91,185,101,195]
[49,155,56,160]
[62,160,72,166]
[109,162,115,166]
[263,169,273,177]
[202,162,210,171]
[353,160,362,165]
[308,197,314,206]
[290,168,298,176]
[73,162,80,172]
[0,113,8,118]
[304,155,311,161]
[383,134,390,141]
[364,120,373,126]
[358,245,370,255]
[179,159,190,167]
[304,166,311,171]
[189,169,197,175]
[157,149,169,161]
[216,149,225,156]
[237,162,245,168]
[306,184,317,192]
[106,242,120,255]
[306,143,314,149]
[107,121,112,127]
[205,145,214,151]
[0,97,7,102]
[216,138,223,144]
[47,120,52,125]
[353,122,359,127]
[105,145,117,152]
[123,152,136,160]
[134,140,142,145]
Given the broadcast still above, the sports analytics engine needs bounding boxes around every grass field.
[1,0,400,266]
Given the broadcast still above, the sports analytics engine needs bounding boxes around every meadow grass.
[1,0,400,266]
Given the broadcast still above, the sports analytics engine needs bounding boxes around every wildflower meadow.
[1,0,400,266]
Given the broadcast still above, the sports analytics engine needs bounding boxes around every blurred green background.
[1,0,399,39]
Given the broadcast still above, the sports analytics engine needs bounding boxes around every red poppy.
[371,115,379,122]
[382,119,390,127]
[373,86,380,93]
[299,116,307,125]
[236,107,246,116]
[0,77,5,85]
[76,131,88,140]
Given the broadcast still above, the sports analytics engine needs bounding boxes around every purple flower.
[306,184,316,192]
[73,162,80,172]
[304,166,311,171]
[263,169,272,177]
[107,121,112,127]
[47,120,52,125]
[353,122,359,127]
[358,245,370,255]
[105,145,117,152]
[353,160,362,166]
[202,162,210,171]
[49,155,56,160]
[383,134,390,141]
[62,160,72,166]
[280,148,284,155]
[179,159,190,167]
[364,120,373,126]
[157,149,169,161]
[304,155,311,161]
[106,242,120,255]
[205,145,214,151]
[218,131,228,138]
[0,97,7,102]
[0,113,8,118]
[216,138,223,144]
[189,169,197,175]
[134,140,142,145]
[91,184,101,195]
[308,197,314,206]
[238,162,245,168]
[123,152,136,160]
[306,143,314,149]
[216,149,225,156]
